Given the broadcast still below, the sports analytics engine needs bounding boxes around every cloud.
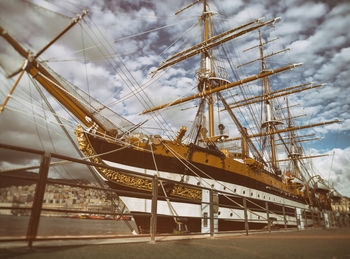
[285,2,328,21]
[0,0,350,196]
[317,47,350,80]
[311,146,350,197]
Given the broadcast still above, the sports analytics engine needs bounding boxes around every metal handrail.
[0,143,332,246]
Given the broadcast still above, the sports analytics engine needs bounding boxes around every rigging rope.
[30,75,76,178]
[82,17,177,140]
[28,73,69,178]
[80,23,91,105]
[149,143,180,223]
[23,0,71,19]
[160,142,286,220]
[218,38,264,148]
[327,126,339,182]
[68,18,194,57]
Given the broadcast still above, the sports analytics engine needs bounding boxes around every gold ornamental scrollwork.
[75,125,201,200]
[171,184,202,201]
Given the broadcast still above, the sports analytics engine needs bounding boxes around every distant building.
[0,177,121,216]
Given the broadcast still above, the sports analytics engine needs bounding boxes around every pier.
[0,228,350,258]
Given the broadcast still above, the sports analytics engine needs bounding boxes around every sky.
[0,0,349,196]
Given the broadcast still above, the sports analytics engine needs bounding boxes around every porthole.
[250,193,253,196]
[197,182,200,186]
[230,213,233,217]
[218,211,221,215]
[234,189,237,193]
[257,194,260,198]
[243,190,246,194]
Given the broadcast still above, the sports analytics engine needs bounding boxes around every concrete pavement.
[0,228,349,259]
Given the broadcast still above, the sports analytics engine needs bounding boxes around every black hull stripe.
[90,135,305,204]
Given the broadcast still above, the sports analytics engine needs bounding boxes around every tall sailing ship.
[0,0,342,233]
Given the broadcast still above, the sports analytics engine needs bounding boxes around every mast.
[286,97,301,178]
[258,30,282,172]
[200,0,215,137]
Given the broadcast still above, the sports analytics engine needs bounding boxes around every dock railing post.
[209,189,214,238]
[265,201,271,233]
[26,152,51,248]
[282,205,287,229]
[311,208,315,227]
[304,209,308,228]
[150,175,158,243]
[243,198,249,236]
[295,207,300,231]
[332,211,336,227]
[329,211,333,227]
[317,210,321,227]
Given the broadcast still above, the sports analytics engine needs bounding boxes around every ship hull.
[79,132,311,233]
[102,158,309,233]
[108,179,310,233]
[87,134,304,202]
